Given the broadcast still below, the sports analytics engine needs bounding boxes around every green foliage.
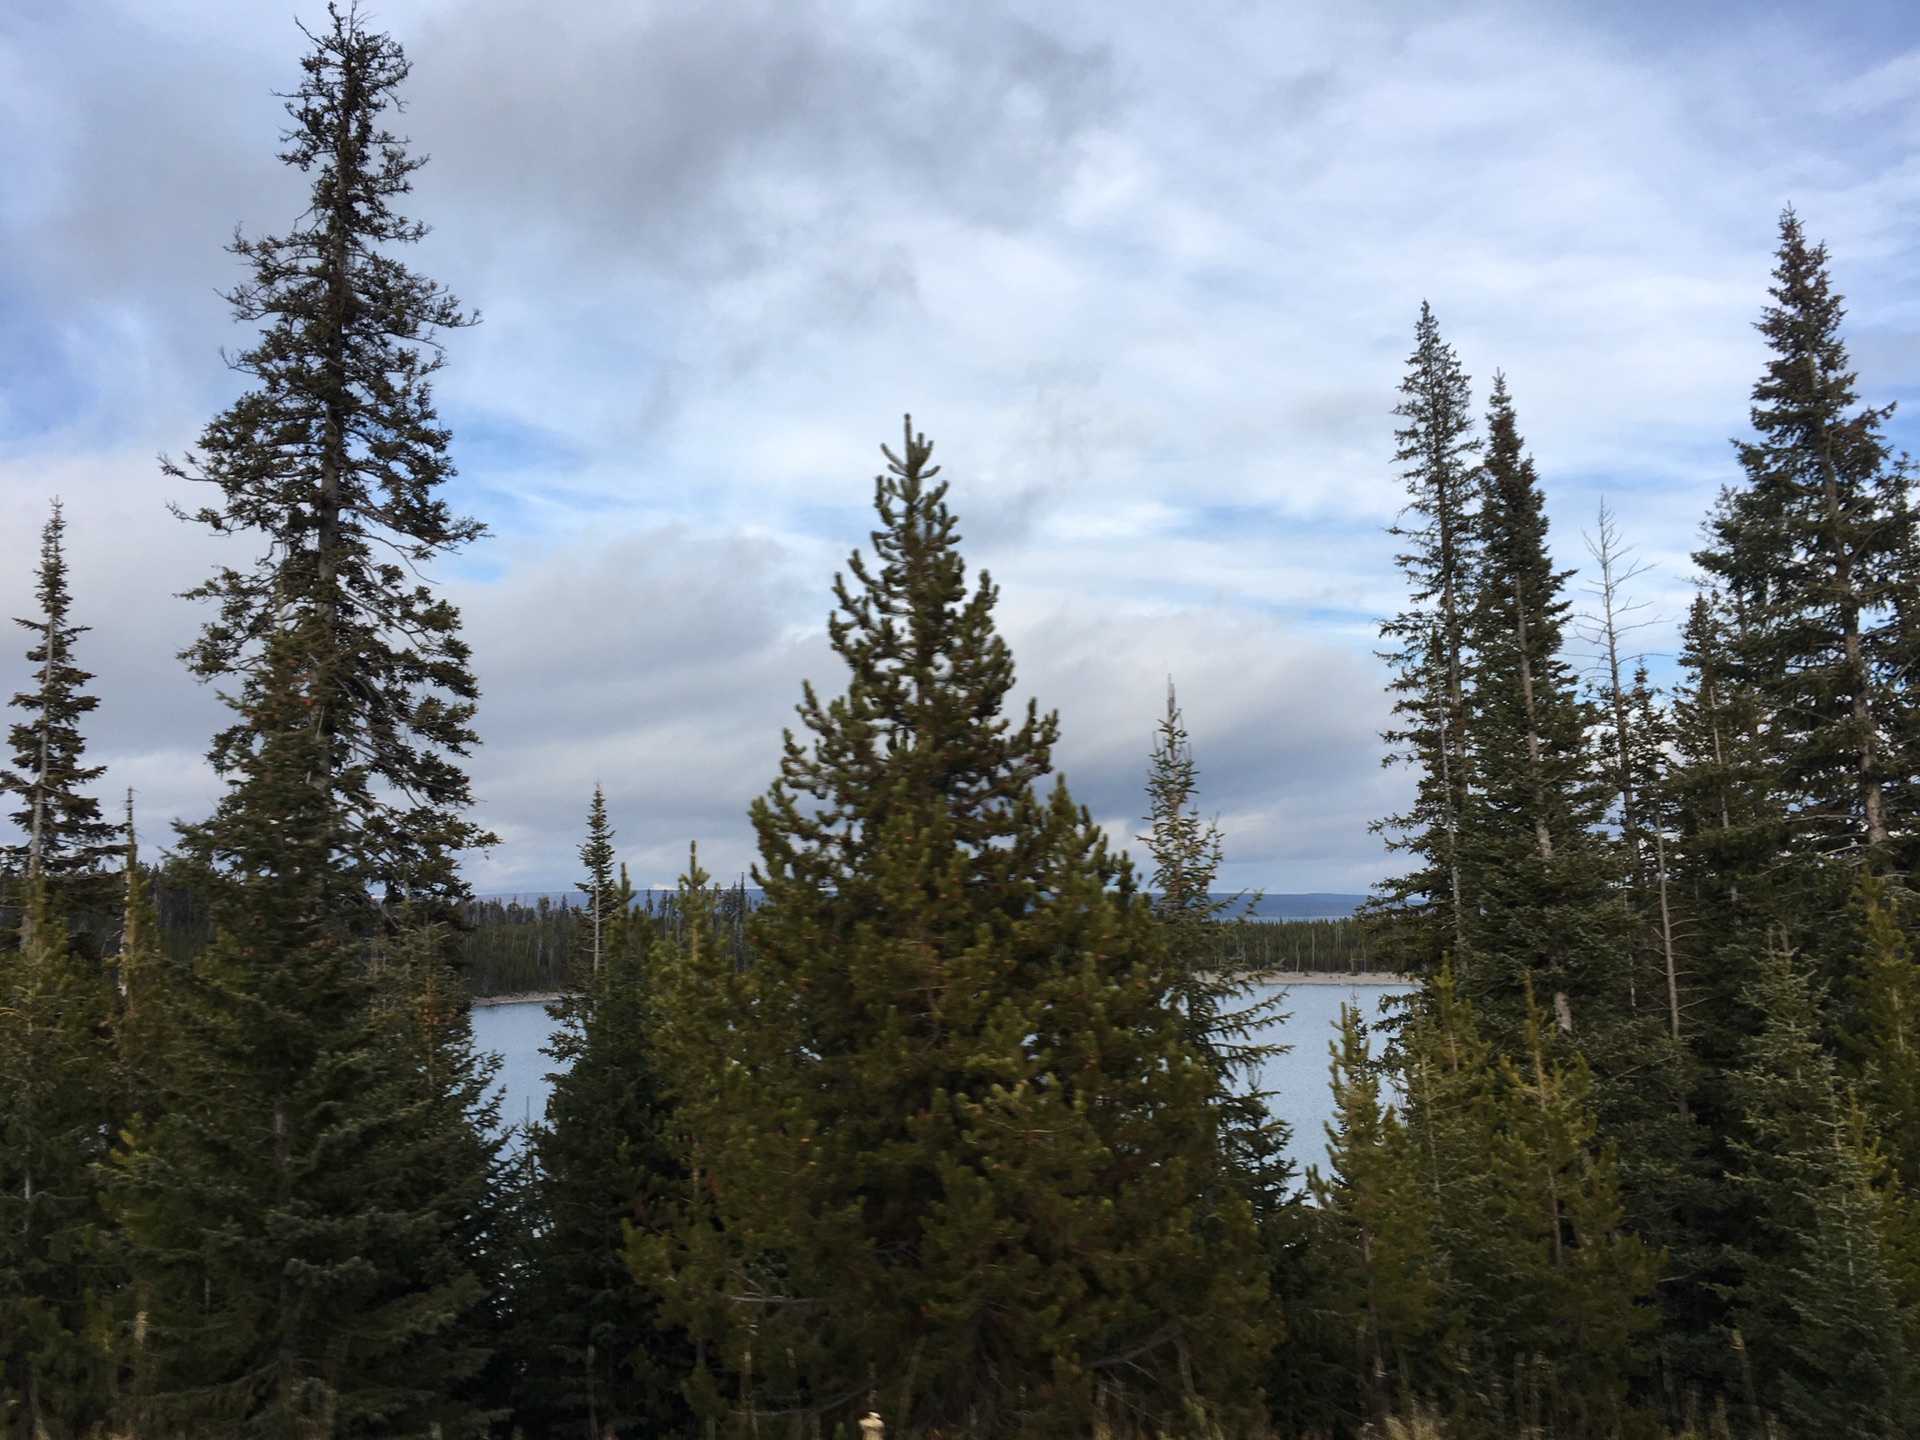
[635,422,1271,1439]
[1375,303,1483,975]
[0,501,117,884]
[1725,942,1918,1437]
[0,878,118,1439]
[1696,208,1919,868]
[109,618,500,1438]
[1308,1005,1440,1425]
[504,804,694,1439]
[167,2,491,910]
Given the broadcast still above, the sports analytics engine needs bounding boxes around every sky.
[2,0,1919,894]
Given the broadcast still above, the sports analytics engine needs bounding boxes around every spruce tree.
[1376,304,1482,976]
[1308,1005,1440,1425]
[1456,378,1694,1261]
[0,877,117,1439]
[1696,209,1917,868]
[1842,873,1920,1192]
[636,421,1271,1439]
[1725,942,1919,1437]
[1139,683,1289,1214]
[107,618,497,1438]
[168,2,490,911]
[1397,971,1659,1437]
[509,800,692,1439]
[1,500,116,883]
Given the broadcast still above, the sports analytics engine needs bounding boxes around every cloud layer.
[2,0,1918,892]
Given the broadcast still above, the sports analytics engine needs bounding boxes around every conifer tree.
[1696,209,1918,867]
[0,877,117,1439]
[1139,683,1289,1213]
[1455,378,1694,1259]
[1,500,116,883]
[637,421,1270,1438]
[1397,972,1659,1436]
[1726,943,1919,1437]
[168,2,490,911]
[1376,305,1482,975]
[1308,1005,1440,1424]
[510,802,692,1439]
[108,617,498,1437]
[1843,873,1920,1192]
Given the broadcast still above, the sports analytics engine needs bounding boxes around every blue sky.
[2,0,1918,892]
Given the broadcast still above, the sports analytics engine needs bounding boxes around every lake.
[471,978,1413,1178]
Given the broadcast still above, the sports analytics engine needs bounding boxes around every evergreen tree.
[1725,942,1918,1437]
[509,802,692,1439]
[1696,209,1918,868]
[1456,378,1694,1263]
[636,421,1271,1439]
[1308,1005,1440,1426]
[1376,305,1482,976]
[0,877,117,1439]
[1,500,116,883]
[1398,972,1659,1437]
[1139,683,1290,1214]
[108,617,498,1438]
[1842,873,1920,1193]
[168,2,490,911]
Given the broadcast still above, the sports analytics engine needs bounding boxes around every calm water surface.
[471,979,1413,1175]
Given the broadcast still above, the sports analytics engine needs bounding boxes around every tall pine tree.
[636,421,1271,1439]
[1696,209,1918,870]
[1376,304,1482,977]
[108,618,498,1438]
[168,2,491,912]
[1,500,116,884]
[108,13,503,1433]
[509,798,692,1439]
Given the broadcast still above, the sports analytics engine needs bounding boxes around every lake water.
[471,979,1412,1177]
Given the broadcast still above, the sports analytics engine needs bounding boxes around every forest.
[4,9,1919,1440]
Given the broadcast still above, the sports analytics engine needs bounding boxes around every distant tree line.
[3,9,1918,1440]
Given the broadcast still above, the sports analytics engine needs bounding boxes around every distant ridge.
[472,889,1369,919]
[1237,893,1368,920]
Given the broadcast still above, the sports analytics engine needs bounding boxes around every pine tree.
[1455,378,1694,1264]
[1308,1004,1440,1425]
[107,616,497,1437]
[636,421,1271,1438]
[1376,304,1482,977]
[0,500,116,884]
[1139,683,1289,1215]
[1725,942,1919,1437]
[168,3,490,911]
[1843,873,1920,1192]
[1396,972,1659,1437]
[0,876,117,1440]
[509,803,692,1439]
[1696,209,1918,868]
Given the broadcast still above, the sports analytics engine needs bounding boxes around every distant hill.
[1236,893,1368,919]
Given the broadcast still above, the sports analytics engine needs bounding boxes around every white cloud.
[1,0,1917,893]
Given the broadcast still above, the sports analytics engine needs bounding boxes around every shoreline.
[470,991,564,1008]
[1253,971,1408,986]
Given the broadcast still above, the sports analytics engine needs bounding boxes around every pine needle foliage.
[1696,209,1919,867]
[0,877,117,1440]
[508,803,694,1439]
[167,2,490,910]
[1,500,116,882]
[1375,304,1481,977]
[639,421,1270,1440]
[1724,942,1918,1438]
[108,617,498,1439]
